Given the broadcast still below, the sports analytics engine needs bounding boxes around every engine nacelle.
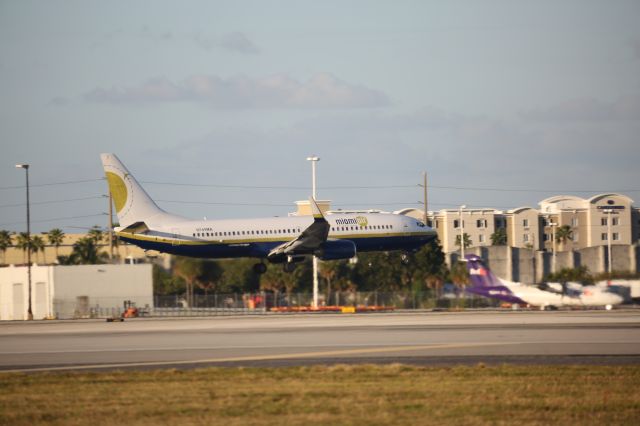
[315,239,357,261]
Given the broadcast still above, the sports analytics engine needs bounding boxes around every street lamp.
[603,209,613,274]
[459,205,466,259]
[306,156,319,199]
[546,216,557,274]
[15,163,33,321]
[306,156,320,308]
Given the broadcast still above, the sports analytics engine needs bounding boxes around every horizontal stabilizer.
[118,221,149,234]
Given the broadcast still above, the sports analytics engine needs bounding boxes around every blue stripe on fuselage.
[119,233,435,259]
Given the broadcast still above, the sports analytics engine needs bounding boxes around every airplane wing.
[267,197,330,262]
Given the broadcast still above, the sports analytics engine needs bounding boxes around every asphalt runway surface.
[1,310,639,372]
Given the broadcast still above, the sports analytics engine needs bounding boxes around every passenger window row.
[192,224,393,239]
[330,225,393,232]
[193,228,302,238]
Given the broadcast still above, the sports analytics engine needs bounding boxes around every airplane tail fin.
[101,153,166,227]
[464,254,503,288]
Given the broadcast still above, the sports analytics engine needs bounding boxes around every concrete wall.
[0,264,152,320]
[447,244,639,284]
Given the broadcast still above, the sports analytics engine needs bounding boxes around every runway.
[1,310,639,372]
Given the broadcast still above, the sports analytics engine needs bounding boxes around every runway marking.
[0,342,521,373]
[1,339,637,356]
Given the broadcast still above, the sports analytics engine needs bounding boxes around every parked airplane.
[101,154,437,273]
[463,254,623,310]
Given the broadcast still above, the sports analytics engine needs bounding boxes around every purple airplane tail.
[464,254,503,287]
[464,254,524,304]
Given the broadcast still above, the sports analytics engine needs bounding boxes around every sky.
[1,0,639,233]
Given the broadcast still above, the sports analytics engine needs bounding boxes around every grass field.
[1,364,639,425]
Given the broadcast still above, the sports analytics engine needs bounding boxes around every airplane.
[101,153,437,274]
[463,254,624,310]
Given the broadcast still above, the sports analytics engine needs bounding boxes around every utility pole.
[422,172,428,225]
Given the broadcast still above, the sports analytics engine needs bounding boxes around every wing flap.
[267,197,329,262]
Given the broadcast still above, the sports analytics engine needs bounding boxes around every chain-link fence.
[44,290,499,319]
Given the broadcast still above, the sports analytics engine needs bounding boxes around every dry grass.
[1,364,639,425]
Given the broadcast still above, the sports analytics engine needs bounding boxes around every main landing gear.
[253,261,299,274]
[283,262,297,273]
[253,262,267,275]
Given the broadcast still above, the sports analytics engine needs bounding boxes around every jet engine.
[315,239,357,260]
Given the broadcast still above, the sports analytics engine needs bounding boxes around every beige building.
[398,192,639,254]
[1,233,164,266]
[503,207,543,250]
[431,208,498,253]
[539,193,638,251]
[395,207,498,253]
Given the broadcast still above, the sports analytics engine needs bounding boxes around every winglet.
[309,197,325,219]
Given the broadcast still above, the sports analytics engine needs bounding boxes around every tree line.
[1,224,599,299]
[153,240,470,300]
[0,227,114,265]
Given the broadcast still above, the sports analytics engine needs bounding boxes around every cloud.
[218,32,260,54]
[83,73,391,109]
[631,40,640,60]
[521,96,640,122]
[136,102,639,217]
[49,96,71,106]
[194,32,260,54]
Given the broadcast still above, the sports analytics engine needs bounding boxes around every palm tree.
[448,261,469,286]
[173,256,204,307]
[46,228,65,262]
[0,230,13,265]
[490,228,507,246]
[555,225,573,251]
[88,226,104,244]
[318,260,340,303]
[15,232,31,264]
[75,236,107,264]
[31,235,45,264]
[455,233,472,250]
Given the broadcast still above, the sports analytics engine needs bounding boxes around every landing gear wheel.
[283,262,297,273]
[253,263,267,274]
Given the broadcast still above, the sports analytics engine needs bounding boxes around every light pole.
[306,156,320,308]
[459,205,466,259]
[604,209,613,274]
[546,217,557,274]
[15,164,33,321]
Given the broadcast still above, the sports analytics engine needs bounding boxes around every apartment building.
[539,193,638,251]
[399,193,639,253]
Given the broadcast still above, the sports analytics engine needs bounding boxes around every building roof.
[506,206,536,214]
[540,193,634,213]
[539,195,587,212]
[587,193,634,204]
